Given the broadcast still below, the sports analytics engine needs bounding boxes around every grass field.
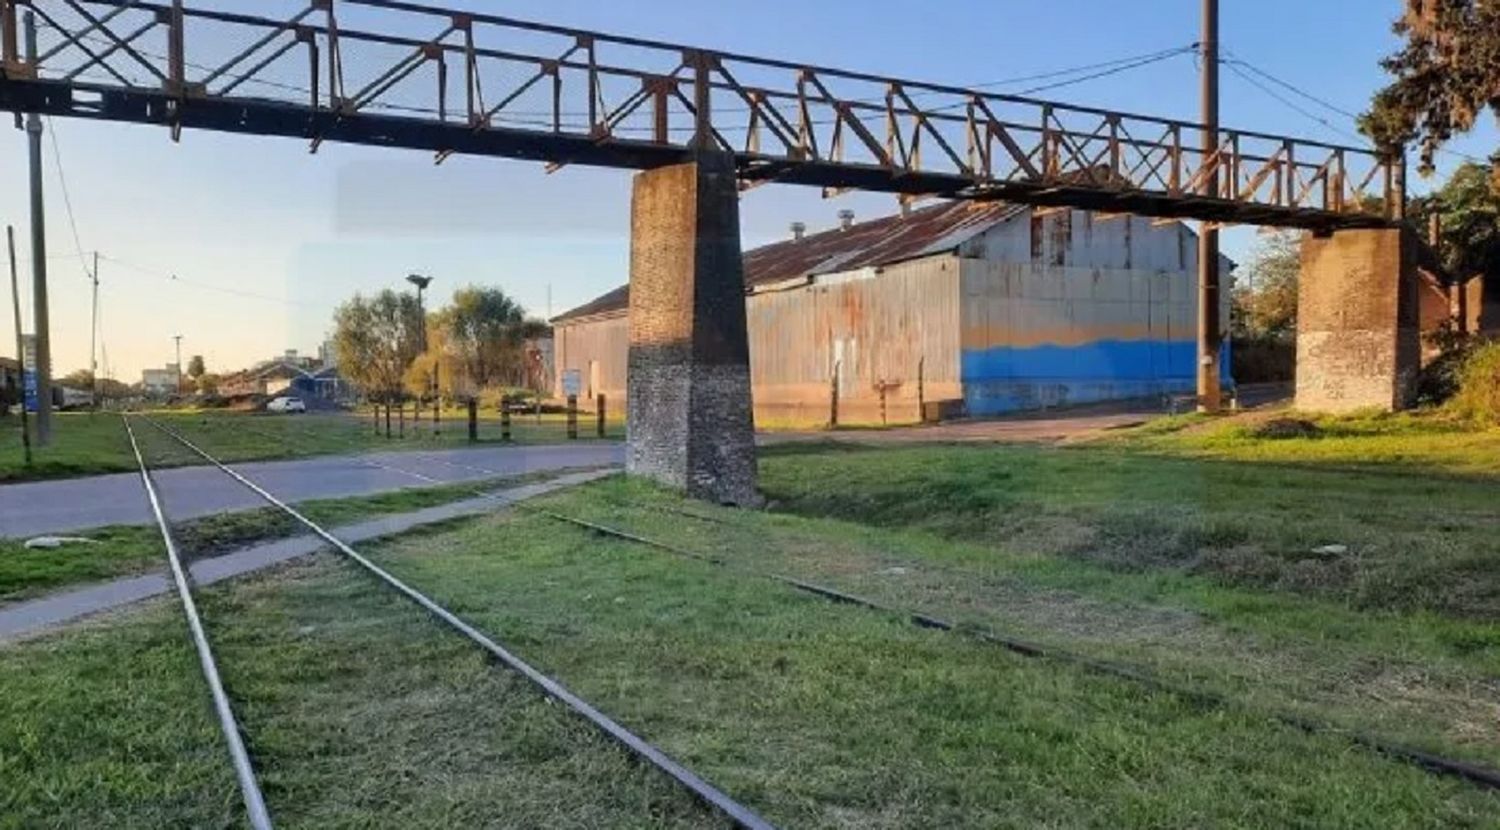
[7,493,1497,827]
[1108,408,1500,478]
[0,409,618,483]
[4,407,1499,825]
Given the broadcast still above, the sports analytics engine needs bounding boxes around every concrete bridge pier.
[625,152,760,505]
[1295,227,1421,412]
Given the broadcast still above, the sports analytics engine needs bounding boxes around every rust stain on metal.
[553,201,1022,323]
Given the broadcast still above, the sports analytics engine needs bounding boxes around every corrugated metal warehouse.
[552,201,1233,427]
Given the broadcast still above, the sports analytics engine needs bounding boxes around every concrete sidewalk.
[0,468,615,643]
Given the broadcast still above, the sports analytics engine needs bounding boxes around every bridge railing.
[0,0,1402,228]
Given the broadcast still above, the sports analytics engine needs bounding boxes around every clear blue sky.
[1,0,1494,380]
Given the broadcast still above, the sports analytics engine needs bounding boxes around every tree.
[196,373,221,397]
[1363,1,1500,175]
[1232,231,1301,339]
[403,313,458,400]
[60,368,94,389]
[331,289,424,403]
[186,355,206,379]
[1405,162,1500,280]
[443,286,527,398]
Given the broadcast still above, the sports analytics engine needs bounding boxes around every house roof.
[552,200,1025,324]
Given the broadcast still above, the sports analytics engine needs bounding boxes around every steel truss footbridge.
[0,0,1401,232]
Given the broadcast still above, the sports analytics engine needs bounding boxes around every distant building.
[141,364,180,396]
[219,354,346,402]
[553,202,1233,426]
[0,356,19,407]
[318,340,338,369]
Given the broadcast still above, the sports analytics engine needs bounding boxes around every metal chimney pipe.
[790,221,807,241]
[838,209,855,231]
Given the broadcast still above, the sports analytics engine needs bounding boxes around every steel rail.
[139,416,776,830]
[121,415,275,830]
[544,510,1500,793]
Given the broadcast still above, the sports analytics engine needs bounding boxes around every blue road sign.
[22,370,37,413]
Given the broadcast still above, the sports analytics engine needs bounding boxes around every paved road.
[0,443,623,539]
[0,469,615,641]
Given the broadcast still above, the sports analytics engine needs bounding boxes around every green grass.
[1105,408,1500,478]
[0,412,137,482]
[0,409,618,483]
[0,564,718,828]
[0,470,585,604]
[561,476,1500,772]
[0,526,164,604]
[755,439,1500,620]
[342,505,1499,827]
[0,604,243,829]
[5,479,1500,825]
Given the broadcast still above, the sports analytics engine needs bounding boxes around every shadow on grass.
[756,440,1500,621]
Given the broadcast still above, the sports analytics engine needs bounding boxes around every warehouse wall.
[747,255,963,426]
[553,312,628,410]
[957,211,1223,414]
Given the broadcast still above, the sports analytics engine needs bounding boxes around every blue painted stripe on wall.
[960,339,1232,415]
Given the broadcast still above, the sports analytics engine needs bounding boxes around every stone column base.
[1295,228,1420,412]
[625,153,759,506]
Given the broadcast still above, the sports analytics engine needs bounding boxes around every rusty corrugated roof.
[551,201,1024,323]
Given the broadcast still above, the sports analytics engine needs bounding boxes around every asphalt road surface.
[0,443,624,539]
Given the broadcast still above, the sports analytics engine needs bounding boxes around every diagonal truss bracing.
[0,0,1402,231]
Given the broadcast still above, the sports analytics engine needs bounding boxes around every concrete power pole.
[173,334,183,394]
[90,251,99,406]
[24,12,53,444]
[1196,0,1223,413]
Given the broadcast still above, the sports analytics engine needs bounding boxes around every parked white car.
[266,396,307,413]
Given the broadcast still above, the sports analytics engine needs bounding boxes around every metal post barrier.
[467,398,478,443]
[917,357,925,421]
[566,394,578,440]
[829,361,840,429]
[500,395,512,442]
[596,393,606,438]
[534,398,541,425]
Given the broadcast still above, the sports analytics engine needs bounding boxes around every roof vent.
[790,221,807,241]
[838,209,856,231]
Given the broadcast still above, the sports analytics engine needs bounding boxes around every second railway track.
[122,412,775,830]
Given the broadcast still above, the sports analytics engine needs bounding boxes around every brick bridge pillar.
[625,152,759,505]
[1295,227,1421,412]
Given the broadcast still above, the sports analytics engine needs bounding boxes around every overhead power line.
[1223,49,1488,165]
[96,254,325,310]
[43,117,94,284]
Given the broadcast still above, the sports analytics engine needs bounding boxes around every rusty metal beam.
[0,0,1399,231]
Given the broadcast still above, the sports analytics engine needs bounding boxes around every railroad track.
[122,413,775,830]
[542,507,1500,794]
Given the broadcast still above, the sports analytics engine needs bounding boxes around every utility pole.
[7,226,31,465]
[406,273,436,433]
[24,12,53,444]
[173,334,183,394]
[1196,0,1222,413]
[90,251,99,407]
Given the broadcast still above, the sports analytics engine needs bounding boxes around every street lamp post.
[406,273,436,435]
[173,334,184,396]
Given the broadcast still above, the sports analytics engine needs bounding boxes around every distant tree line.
[331,285,548,407]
